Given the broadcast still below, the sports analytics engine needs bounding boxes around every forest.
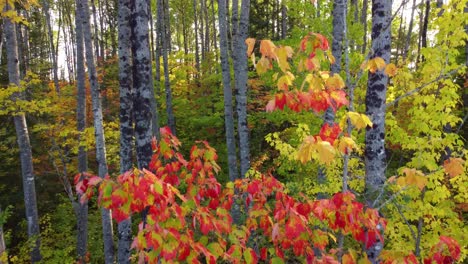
[0,0,467,263]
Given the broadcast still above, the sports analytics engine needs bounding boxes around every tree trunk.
[4,7,42,261]
[281,3,287,39]
[317,0,346,196]
[74,2,89,260]
[403,0,417,61]
[365,0,392,261]
[421,0,430,55]
[218,0,240,223]
[158,0,176,134]
[116,0,134,261]
[233,0,250,177]
[193,0,201,76]
[77,0,115,262]
[91,0,101,60]
[361,0,368,53]
[43,0,61,94]
[132,0,156,169]
[0,207,5,264]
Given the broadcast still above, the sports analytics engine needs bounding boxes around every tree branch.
[386,67,463,108]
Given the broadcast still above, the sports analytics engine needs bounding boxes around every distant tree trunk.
[200,0,206,60]
[42,0,61,94]
[203,0,210,55]
[77,0,115,262]
[4,6,42,262]
[281,3,287,39]
[98,0,106,58]
[365,0,392,261]
[437,0,444,16]
[233,0,250,177]
[116,0,134,262]
[419,0,430,63]
[163,0,171,50]
[317,0,345,195]
[361,0,368,53]
[91,0,101,60]
[193,0,201,76]
[0,207,7,264]
[74,2,89,260]
[403,0,417,61]
[158,0,176,134]
[154,0,162,95]
[395,2,406,64]
[218,0,240,223]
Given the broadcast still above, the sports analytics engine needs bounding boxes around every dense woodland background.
[0,0,467,263]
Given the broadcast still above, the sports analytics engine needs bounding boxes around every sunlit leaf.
[443,158,464,178]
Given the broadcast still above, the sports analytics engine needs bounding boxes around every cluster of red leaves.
[75,127,394,263]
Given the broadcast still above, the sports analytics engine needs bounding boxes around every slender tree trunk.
[317,0,345,195]
[98,0,106,59]
[231,0,238,52]
[77,0,115,262]
[43,0,61,94]
[361,0,368,53]
[281,2,287,39]
[395,2,405,64]
[403,0,417,61]
[4,7,42,262]
[200,0,206,60]
[210,0,218,59]
[365,0,392,261]
[163,0,171,50]
[193,0,201,76]
[233,0,250,177]
[0,207,5,264]
[421,0,429,55]
[158,0,176,134]
[203,0,210,54]
[91,0,101,60]
[218,0,240,223]
[154,0,162,95]
[74,2,89,260]
[116,0,134,262]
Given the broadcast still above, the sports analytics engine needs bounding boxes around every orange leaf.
[384,63,397,77]
[397,168,427,190]
[259,39,277,59]
[326,74,345,89]
[368,57,386,73]
[245,38,256,56]
[443,158,464,178]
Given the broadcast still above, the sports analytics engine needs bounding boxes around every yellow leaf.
[384,63,397,77]
[326,50,336,64]
[306,74,324,91]
[397,168,427,190]
[245,38,256,56]
[297,136,316,164]
[259,39,277,59]
[338,137,357,154]
[368,57,386,73]
[276,46,293,72]
[325,74,345,89]
[443,158,464,178]
[256,56,271,75]
[346,112,373,130]
[316,140,335,164]
[277,74,294,91]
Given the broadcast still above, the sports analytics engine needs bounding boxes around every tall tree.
[77,0,115,262]
[74,2,89,260]
[116,0,134,261]
[364,0,392,262]
[361,0,368,53]
[158,0,176,134]
[193,0,201,76]
[232,0,250,177]
[4,5,41,262]
[403,0,417,61]
[218,0,240,223]
[42,0,61,94]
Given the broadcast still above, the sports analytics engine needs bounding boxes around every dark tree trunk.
[158,0,176,134]
[117,0,134,261]
[74,2,89,260]
[361,0,368,53]
[403,0,417,61]
[77,0,115,262]
[91,0,101,60]
[218,0,240,223]
[281,3,287,39]
[193,0,201,76]
[233,0,250,177]
[365,0,392,261]
[4,7,42,261]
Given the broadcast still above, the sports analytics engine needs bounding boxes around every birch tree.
[76,0,115,262]
[116,0,133,261]
[4,5,41,262]
[75,2,89,260]
[364,0,392,262]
